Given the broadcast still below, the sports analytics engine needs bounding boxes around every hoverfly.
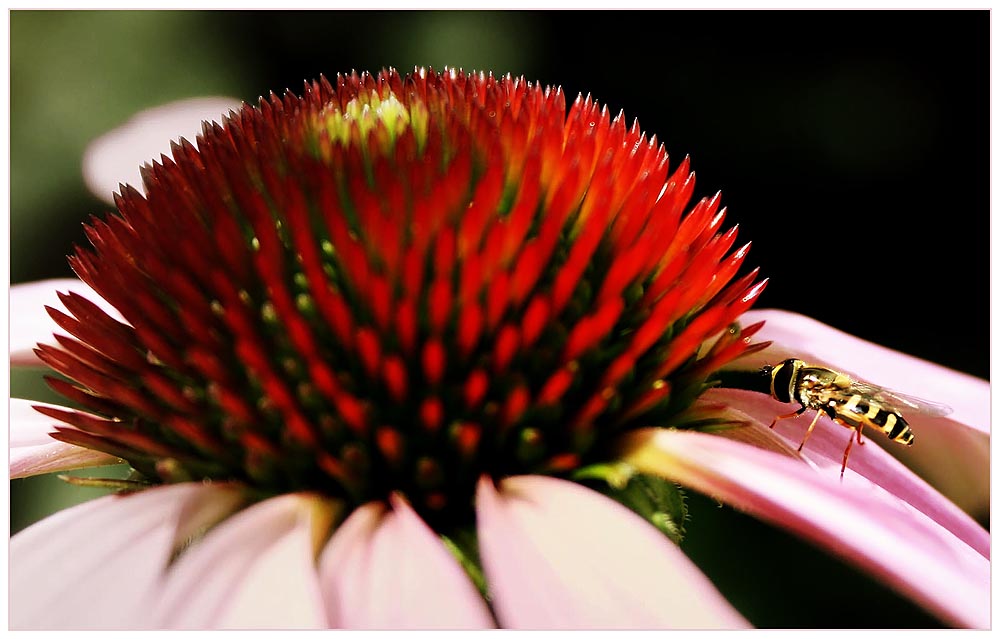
[763,358,952,476]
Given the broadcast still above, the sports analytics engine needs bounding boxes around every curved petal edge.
[622,428,990,629]
[476,474,750,629]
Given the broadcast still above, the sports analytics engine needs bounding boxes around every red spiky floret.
[40,67,766,523]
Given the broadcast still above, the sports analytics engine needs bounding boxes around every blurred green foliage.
[11,11,252,282]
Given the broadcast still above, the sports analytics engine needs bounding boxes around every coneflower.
[9,67,988,629]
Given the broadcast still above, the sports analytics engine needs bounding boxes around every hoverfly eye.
[771,361,797,404]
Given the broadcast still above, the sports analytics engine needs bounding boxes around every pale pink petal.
[740,309,989,432]
[82,96,243,204]
[622,428,990,629]
[736,308,989,520]
[153,493,335,629]
[10,482,244,629]
[10,279,127,366]
[476,474,749,629]
[899,412,990,520]
[318,494,495,629]
[10,399,122,478]
[706,388,990,558]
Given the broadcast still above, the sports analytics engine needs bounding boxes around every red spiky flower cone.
[36,67,767,526]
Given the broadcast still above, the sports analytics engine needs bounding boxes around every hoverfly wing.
[879,390,953,417]
[848,379,953,417]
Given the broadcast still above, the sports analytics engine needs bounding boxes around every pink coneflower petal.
[317,494,495,629]
[10,279,127,366]
[82,96,243,204]
[10,398,122,478]
[735,308,989,522]
[152,492,335,629]
[10,482,244,629]
[623,428,990,629]
[475,474,750,629]
[706,388,990,558]
[899,414,991,520]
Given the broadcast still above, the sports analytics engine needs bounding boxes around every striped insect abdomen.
[840,393,914,446]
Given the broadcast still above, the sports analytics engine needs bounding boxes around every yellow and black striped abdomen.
[838,394,914,446]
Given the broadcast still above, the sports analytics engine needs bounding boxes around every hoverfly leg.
[769,406,806,429]
[839,426,862,478]
[796,410,824,452]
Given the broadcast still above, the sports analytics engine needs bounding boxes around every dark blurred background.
[9,10,988,629]
[11,10,988,378]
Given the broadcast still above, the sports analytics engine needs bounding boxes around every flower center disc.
[38,68,765,527]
